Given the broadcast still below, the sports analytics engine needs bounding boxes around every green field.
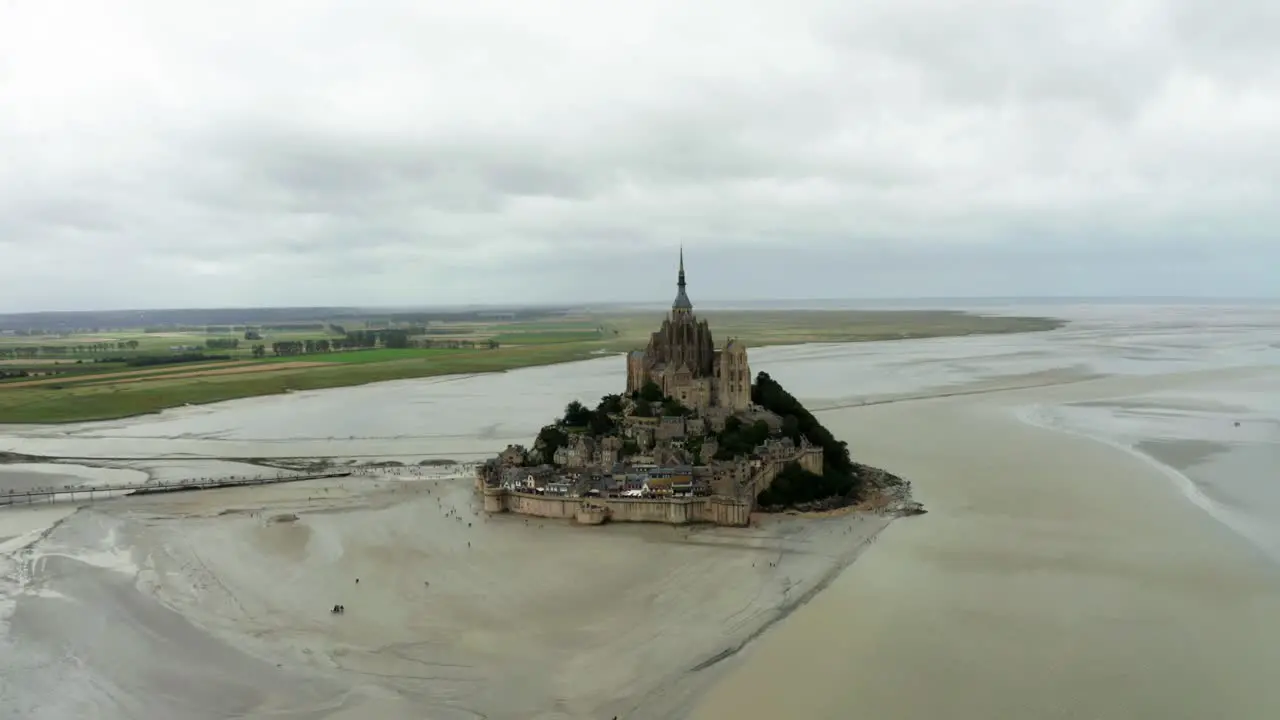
[490,330,604,345]
[258,348,468,364]
[0,309,1064,424]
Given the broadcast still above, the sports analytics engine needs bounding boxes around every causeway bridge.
[1,471,353,507]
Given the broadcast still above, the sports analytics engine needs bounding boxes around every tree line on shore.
[0,340,142,358]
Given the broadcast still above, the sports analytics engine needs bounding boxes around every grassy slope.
[0,310,1063,423]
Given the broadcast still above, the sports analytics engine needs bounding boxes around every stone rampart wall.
[744,446,825,499]
[481,488,751,527]
[478,444,821,528]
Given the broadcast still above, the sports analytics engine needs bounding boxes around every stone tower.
[626,249,751,412]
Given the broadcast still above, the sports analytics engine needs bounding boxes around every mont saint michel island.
[477,251,921,526]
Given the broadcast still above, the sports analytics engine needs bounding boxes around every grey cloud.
[0,0,1277,311]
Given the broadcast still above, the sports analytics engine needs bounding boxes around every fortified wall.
[478,445,823,528]
[741,445,823,499]
[482,487,753,527]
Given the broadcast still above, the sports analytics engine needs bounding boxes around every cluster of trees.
[533,424,569,465]
[0,369,31,380]
[252,329,498,359]
[125,353,230,367]
[205,338,240,350]
[0,341,141,359]
[534,395,631,464]
[244,330,262,341]
[752,371,860,507]
[713,416,772,460]
[634,381,664,403]
[339,329,409,349]
[563,398,617,436]
[268,340,323,356]
[414,339,500,349]
[0,347,47,359]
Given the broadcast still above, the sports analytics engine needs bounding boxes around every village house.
[545,478,573,496]
[553,435,596,468]
[497,466,527,490]
[622,473,648,493]
[597,436,623,466]
[518,466,557,491]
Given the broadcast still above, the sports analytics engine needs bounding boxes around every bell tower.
[672,246,693,316]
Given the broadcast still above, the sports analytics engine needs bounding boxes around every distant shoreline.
[0,310,1065,424]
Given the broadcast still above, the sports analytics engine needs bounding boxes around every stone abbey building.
[625,250,752,412]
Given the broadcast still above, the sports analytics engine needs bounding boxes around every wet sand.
[691,366,1280,720]
[3,472,890,719]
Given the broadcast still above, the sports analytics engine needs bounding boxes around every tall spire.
[672,246,693,313]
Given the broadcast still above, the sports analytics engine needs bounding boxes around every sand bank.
[0,462,146,491]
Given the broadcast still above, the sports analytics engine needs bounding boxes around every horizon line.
[1,295,1279,317]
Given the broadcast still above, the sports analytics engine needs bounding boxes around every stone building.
[598,436,622,466]
[553,435,597,468]
[655,415,687,441]
[497,445,527,466]
[625,249,752,412]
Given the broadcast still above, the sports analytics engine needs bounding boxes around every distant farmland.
[0,309,1063,423]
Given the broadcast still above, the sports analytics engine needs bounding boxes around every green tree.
[685,436,705,464]
[535,425,569,465]
[754,371,852,476]
[596,393,624,415]
[661,397,690,417]
[563,400,593,427]
[780,415,801,444]
[713,418,771,460]
[639,381,664,403]
[588,410,615,436]
[383,329,410,349]
[751,371,862,506]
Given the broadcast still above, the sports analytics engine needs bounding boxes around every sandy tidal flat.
[693,371,1280,719]
[2,472,888,719]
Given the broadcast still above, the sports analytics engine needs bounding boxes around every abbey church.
[625,250,752,412]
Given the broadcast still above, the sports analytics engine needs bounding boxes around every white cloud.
[1,0,1277,310]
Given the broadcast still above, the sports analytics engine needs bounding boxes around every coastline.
[1015,377,1280,566]
[0,315,1063,425]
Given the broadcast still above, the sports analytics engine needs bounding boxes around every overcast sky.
[2,1,1277,311]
